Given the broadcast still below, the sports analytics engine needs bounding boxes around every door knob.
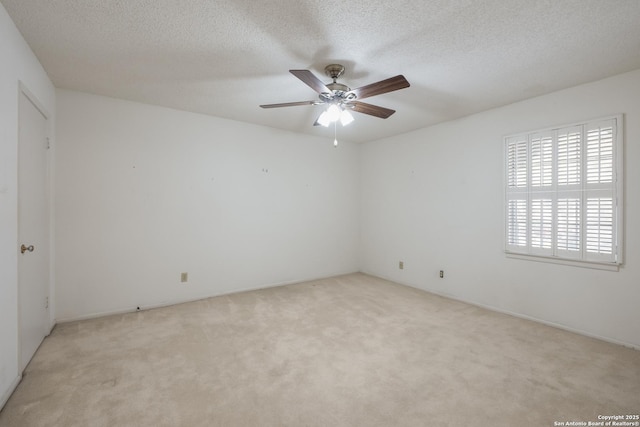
[20,244,34,254]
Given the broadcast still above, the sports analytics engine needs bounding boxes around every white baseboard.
[361,271,640,351]
[56,270,359,324]
[0,375,21,411]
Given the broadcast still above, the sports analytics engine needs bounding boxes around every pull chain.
[333,121,338,147]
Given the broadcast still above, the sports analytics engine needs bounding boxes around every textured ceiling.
[3,0,640,143]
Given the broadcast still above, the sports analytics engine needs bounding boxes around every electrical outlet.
[439,270,444,278]
[399,261,404,270]
[181,272,188,283]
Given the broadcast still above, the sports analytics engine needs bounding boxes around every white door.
[18,89,50,372]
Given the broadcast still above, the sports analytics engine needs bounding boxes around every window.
[504,116,623,266]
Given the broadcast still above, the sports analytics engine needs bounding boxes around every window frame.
[503,115,623,270]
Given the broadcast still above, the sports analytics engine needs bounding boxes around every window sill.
[505,252,620,271]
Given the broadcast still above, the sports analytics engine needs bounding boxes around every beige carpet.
[1,273,638,426]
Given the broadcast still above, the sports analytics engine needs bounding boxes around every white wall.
[360,69,640,348]
[55,90,360,321]
[0,3,56,408]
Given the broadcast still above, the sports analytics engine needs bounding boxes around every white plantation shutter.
[557,127,581,186]
[586,197,613,256]
[507,136,528,188]
[530,198,552,252]
[531,133,553,187]
[555,126,583,259]
[586,122,614,184]
[506,136,528,253]
[583,119,617,262]
[507,199,527,248]
[556,198,581,258]
[504,116,622,266]
[529,131,553,256]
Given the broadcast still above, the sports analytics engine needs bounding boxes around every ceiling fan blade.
[260,101,317,108]
[290,69,332,94]
[348,75,410,100]
[350,101,396,119]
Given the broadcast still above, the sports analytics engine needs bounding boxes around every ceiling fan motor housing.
[321,82,351,101]
[320,65,353,101]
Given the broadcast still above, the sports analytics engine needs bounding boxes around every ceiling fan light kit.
[260,64,410,142]
[317,103,353,127]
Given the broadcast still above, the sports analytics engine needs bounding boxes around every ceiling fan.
[260,64,410,127]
